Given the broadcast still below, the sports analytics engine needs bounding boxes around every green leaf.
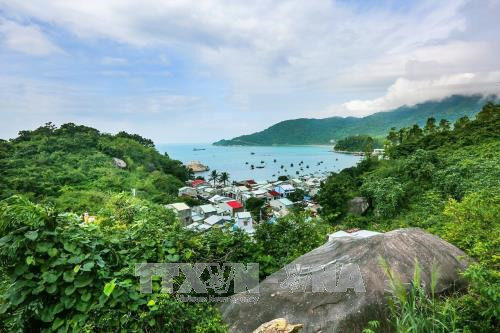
[42,271,59,283]
[25,230,38,240]
[167,248,176,254]
[52,318,65,330]
[73,265,81,273]
[40,307,54,322]
[82,261,94,271]
[48,248,59,257]
[65,285,76,296]
[68,255,85,264]
[147,299,155,307]
[75,301,89,313]
[103,279,116,297]
[81,293,92,302]
[61,296,76,309]
[36,242,52,253]
[14,264,28,276]
[46,284,57,294]
[26,256,35,265]
[74,276,93,288]
[63,271,75,282]
[0,302,10,314]
[166,254,180,262]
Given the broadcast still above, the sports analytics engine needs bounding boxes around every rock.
[113,157,127,168]
[253,318,303,333]
[221,228,468,333]
[186,160,209,172]
[348,197,369,215]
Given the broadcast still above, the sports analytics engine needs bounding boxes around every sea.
[157,143,362,182]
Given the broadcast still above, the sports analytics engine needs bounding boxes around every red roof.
[268,190,280,197]
[226,200,243,209]
[246,180,257,185]
[191,179,206,187]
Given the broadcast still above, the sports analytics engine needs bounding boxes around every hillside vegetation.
[214,95,495,146]
[318,102,500,332]
[0,123,191,211]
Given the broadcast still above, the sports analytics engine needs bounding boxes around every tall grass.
[379,258,463,333]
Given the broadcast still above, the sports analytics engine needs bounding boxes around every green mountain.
[214,94,497,146]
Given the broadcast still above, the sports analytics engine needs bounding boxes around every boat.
[193,148,206,151]
[251,152,255,155]
[256,165,265,169]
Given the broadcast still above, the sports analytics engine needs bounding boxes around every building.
[190,179,208,187]
[165,202,192,225]
[235,212,254,234]
[219,200,244,216]
[204,215,232,227]
[178,186,197,198]
[194,204,218,219]
[270,198,294,214]
[274,184,295,197]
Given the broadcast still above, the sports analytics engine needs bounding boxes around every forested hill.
[214,94,497,146]
[0,123,190,211]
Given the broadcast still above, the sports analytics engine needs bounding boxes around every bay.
[157,143,362,182]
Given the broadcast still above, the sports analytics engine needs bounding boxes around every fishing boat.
[193,148,206,151]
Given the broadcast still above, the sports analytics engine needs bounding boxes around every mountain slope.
[214,94,496,145]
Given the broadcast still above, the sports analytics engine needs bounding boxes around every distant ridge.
[214,94,497,146]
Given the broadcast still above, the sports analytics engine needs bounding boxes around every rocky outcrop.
[253,318,303,333]
[348,197,369,215]
[113,157,127,168]
[221,228,468,333]
[186,160,209,172]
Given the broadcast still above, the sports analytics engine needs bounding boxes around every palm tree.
[209,170,219,186]
[219,172,230,186]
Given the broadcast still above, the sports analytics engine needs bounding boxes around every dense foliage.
[0,123,191,211]
[319,102,500,332]
[215,95,494,145]
[334,135,383,152]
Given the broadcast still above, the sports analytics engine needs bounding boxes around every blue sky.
[0,0,499,143]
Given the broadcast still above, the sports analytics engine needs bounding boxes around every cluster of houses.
[166,174,327,235]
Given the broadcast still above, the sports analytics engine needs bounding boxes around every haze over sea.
[158,144,362,181]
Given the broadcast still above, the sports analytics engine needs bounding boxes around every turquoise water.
[157,144,362,182]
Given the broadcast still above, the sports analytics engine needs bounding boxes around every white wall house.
[194,204,218,219]
[165,202,192,225]
[274,184,295,197]
[235,212,254,234]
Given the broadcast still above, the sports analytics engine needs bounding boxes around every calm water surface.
[157,144,362,182]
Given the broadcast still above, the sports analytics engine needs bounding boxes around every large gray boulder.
[348,197,369,215]
[221,228,468,333]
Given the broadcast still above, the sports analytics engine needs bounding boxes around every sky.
[0,0,499,143]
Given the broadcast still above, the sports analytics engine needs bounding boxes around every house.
[274,184,295,197]
[268,190,281,200]
[178,186,197,198]
[208,194,231,204]
[194,204,218,219]
[219,200,244,216]
[204,215,232,227]
[251,189,271,201]
[165,203,192,225]
[191,179,208,187]
[270,198,294,213]
[234,212,254,234]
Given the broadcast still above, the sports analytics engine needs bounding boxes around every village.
[166,173,328,235]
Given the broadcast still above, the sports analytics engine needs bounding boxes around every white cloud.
[342,72,500,115]
[0,20,63,56]
[101,56,128,65]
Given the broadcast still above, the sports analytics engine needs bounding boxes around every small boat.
[245,161,249,165]
[273,159,277,163]
[260,160,264,163]
[250,165,255,169]
[193,148,206,151]
[251,152,255,155]
[256,165,265,169]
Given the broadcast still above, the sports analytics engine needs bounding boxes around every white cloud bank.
[343,72,500,115]
[0,20,62,56]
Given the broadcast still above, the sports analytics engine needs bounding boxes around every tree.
[209,170,219,186]
[454,116,470,130]
[288,188,306,202]
[424,117,437,135]
[219,172,230,186]
[245,197,266,221]
[438,119,451,132]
